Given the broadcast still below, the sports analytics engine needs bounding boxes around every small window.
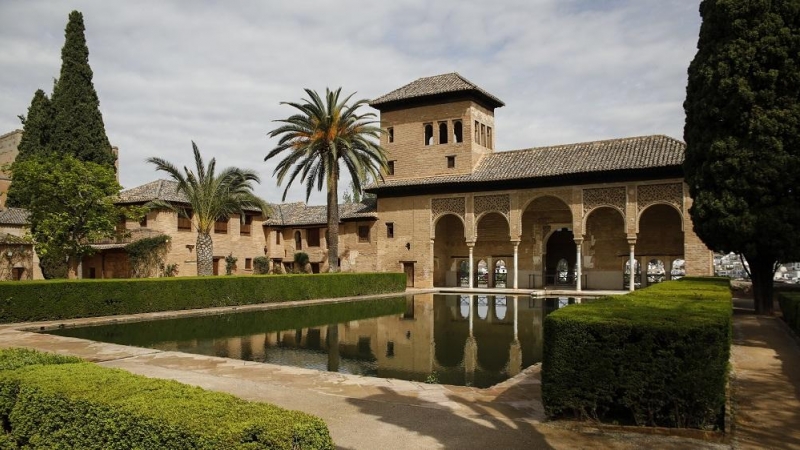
[294,230,302,250]
[453,120,463,143]
[387,127,394,143]
[438,122,448,144]
[139,214,148,227]
[358,225,370,242]
[387,160,395,176]
[214,218,228,234]
[446,155,455,168]
[307,228,320,247]
[487,126,493,150]
[178,210,192,230]
[386,341,395,358]
[424,123,433,146]
[474,120,480,142]
[275,230,281,245]
[386,222,394,238]
[240,214,252,235]
[481,124,486,146]
[245,258,252,270]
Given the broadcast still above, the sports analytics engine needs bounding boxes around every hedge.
[0,272,406,323]
[0,348,333,449]
[542,277,732,429]
[778,292,800,335]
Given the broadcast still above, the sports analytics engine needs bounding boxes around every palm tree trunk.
[327,173,340,272]
[196,232,214,276]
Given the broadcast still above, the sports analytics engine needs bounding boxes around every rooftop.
[116,179,264,213]
[0,207,30,226]
[370,73,504,110]
[265,198,377,227]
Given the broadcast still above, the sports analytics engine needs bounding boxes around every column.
[575,239,583,292]
[468,243,475,289]
[628,240,636,292]
[513,241,520,290]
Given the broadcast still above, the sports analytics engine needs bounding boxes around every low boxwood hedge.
[778,292,800,335]
[0,348,333,449]
[0,272,406,323]
[542,277,732,429]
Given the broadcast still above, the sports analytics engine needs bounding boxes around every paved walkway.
[0,294,797,448]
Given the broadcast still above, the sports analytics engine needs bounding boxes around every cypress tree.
[6,89,54,207]
[49,10,115,167]
[684,0,800,314]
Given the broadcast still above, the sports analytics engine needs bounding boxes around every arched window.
[439,122,448,144]
[624,259,641,289]
[647,259,666,284]
[476,259,489,288]
[557,258,570,284]
[453,121,463,143]
[294,230,302,250]
[424,124,434,146]
[671,258,685,280]
[494,259,507,288]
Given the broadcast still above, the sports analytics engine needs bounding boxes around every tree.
[684,0,800,314]
[6,89,54,207]
[266,88,387,272]
[49,10,115,167]
[10,156,122,278]
[148,142,269,276]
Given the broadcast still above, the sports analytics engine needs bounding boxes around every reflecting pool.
[46,294,592,388]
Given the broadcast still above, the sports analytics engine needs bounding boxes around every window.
[446,155,455,168]
[481,124,486,146]
[438,122,448,144]
[275,230,281,245]
[116,218,126,234]
[475,120,480,142]
[214,218,228,234]
[487,126,493,149]
[139,214,148,227]
[307,228,320,247]
[178,210,192,230]
[294,230,302,250]
[453,120,463,143]
[245,258,252,270]
[424,123,433,145]
[387,160,395,176]
[310,263,320,274]
[240,214,252,235]
[358,225,370,242]
[386,222,394,238]
[386,341,395,358]
[387,127,394,143]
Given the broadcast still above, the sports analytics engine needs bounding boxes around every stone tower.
[369,73,504,180]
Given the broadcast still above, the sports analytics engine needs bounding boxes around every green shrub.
[0,272,405,323]
[778,292,800,334]
[253,256,270,275]
[0,349,333,449]
[542,277,731,429]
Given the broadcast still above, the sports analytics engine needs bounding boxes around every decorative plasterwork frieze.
[582,187,626,216]
[474,194,510,220]
[637,183,683,214]
[431,197,466,222]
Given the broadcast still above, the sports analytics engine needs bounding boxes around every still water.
[47,294,590,388]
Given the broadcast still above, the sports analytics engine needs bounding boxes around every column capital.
[626,236,637,246]
[467,241,476,248]
[511,239,521,246]
[573,238,584,245]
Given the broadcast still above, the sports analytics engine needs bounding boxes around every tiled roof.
[0,233,29,245]
[369,135,685,191]
[0,207,30,225]
[370,73,504,109]
[265,198,377,227]
[90,228,167,250]
[117,179,264,213]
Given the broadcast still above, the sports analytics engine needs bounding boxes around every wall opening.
[439,122,448,144]
[453,120,463,143]
[424,124,434,146]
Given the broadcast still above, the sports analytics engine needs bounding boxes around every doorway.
[403,262,414,287]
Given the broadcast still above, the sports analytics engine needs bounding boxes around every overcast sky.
[0,1,701,205]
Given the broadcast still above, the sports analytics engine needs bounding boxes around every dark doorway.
[545,229,576,285]
[403,262,414,287]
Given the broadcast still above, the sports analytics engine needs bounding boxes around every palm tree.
[148,142,269,276]
[266,88,387,272]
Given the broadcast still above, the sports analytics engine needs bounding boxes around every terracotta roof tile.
[117,179,264,212]
[0,208,30,225]
[265,198,377,227]
[371,73,504,109]
[369,135,685,191]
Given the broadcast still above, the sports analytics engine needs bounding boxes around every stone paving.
[0,293,794,449]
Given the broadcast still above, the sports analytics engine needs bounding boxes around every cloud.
[0,0,701,205]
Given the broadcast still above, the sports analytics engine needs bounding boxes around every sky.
[0,0,702,205]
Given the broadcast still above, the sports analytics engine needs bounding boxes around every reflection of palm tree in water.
[326,324,339,372]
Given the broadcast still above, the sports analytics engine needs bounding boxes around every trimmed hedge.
[542,277,732,429]
[0,272,406,323]
[778,292,800,335]
[0,348,333,449]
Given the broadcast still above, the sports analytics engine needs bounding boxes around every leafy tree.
[49,10,115,167]
[267,88,387,272]
[684,0,800,314]
[5,90,54,207]
[10,156,122,278]
[148,142,269,276]
[293,252,310,274]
